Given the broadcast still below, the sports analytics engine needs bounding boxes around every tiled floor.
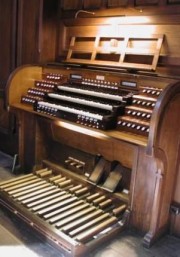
[0,152,180,257]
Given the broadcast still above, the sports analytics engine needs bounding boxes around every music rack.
[66,34,164,71]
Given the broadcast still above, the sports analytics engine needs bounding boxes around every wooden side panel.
[144,92,180,246]
[170,150,180,237]
[17,110,36,172]
[130,146,157,232]
[6,65,42,107]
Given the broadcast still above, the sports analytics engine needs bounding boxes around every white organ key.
[58,86,123,102]
[37,101,103,120]
[48,93,113,111]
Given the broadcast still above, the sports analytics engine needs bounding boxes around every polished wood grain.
[1,1,180,252]
[5,64,180,250]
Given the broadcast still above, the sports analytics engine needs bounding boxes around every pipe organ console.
[1,55,180,256]
[22,71,132,130]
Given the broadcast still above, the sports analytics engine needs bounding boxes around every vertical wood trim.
[16,0,23,66]
[38,0,43,61]
[10,0,18,71]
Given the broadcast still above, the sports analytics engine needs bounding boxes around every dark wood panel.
[61,0,83,10]
[107,0,128,7]
[17,0,59,65]
[83,0,102,9]
[0,0,17,140]
[168,0,180,3]
[50,122,136,168]
[0,0,17,88]
[135,0,159,5]
[16,0,42,65]
[0,0,60,154]
[41,0,59,62]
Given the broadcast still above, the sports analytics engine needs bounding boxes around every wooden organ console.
[1,30,180,257]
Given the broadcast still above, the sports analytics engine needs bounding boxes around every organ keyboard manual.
[1,21,180,257]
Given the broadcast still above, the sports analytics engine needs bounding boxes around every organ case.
[1,24,180,257]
